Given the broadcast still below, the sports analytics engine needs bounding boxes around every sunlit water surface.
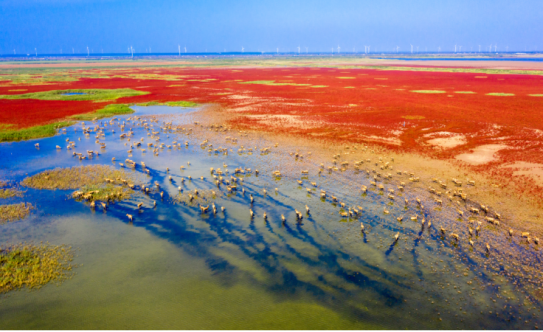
[0,106,541,329]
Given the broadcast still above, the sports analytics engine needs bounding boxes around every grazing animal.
[160,191,164,198]
[127,214,133,221]
[281,214,286,223]
[153,201,157,208]
[394,232,399,242]
[250,194,254,203]
[397,216,403,222]
[509,229,513,237]
[469,240,474,247]
[263,212,268,221]
[250,209,254,218]
[360,222,365,232]
[137,202,143,209]
[486,243,491,254]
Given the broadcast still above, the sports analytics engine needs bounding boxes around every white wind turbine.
[454,45,457,53]
[337,45,340,53]
[87,46,89,56]
[241,46,244,53]
[438,46,441,53]
[410,44,413,53]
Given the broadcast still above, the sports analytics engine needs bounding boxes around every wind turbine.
[410,44,413,54]
[438,46,441,53]
[72,48,74,54]
[13,49,15,55]
[298,46,300,54]
[454,45,457,53]
[396,46,399,53]
[478,45,481,53]
[87,46,89,56]
[241,46,244,53]
[337,45,340,53]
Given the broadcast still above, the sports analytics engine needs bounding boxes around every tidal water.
[0,105,541,329]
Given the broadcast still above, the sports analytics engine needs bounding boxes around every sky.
[0,0,542,55]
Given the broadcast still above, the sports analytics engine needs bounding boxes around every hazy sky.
[1,0,542,54]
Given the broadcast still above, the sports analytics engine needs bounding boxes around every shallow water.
[0,106,542,329]
[61,92,87,95]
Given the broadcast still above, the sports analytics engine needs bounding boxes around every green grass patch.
[70,104,133,121]
[135,100,199,107]
[411,90,446,94]
[165,101,199,107]
[528,94,543,97]
[310,85,328,88]
[0,243,76,294]
[454,91,476,94]
[136,101,161,106]
[0,88,148,101]
[0,203,32,223]
[0,121,74,142]
[239,80,311,87]
[486,93,515,96]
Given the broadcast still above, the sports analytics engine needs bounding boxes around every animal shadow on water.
[113,190,408,324]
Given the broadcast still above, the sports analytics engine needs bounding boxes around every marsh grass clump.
[0,88,148,102]
[0,243,76,294]
[70,104,134,121]
[0,121,74,142]
[22,165,138,190]
[0,203,33,223]
[0,188,23,199]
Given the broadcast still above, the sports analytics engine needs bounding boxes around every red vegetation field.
[2,65,543,195]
